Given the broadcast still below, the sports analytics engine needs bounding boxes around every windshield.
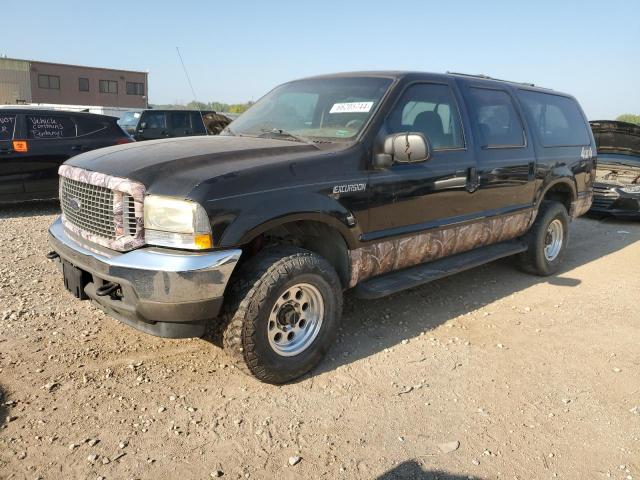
[226,77,393,141]
[118,111,141,127]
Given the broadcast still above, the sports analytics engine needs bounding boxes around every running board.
[354,240,528,299]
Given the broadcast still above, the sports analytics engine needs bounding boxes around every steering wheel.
[345,119,364,130]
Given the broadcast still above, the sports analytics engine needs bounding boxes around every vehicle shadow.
[305,216,640,378]
[0,200,60,220]
[377,461,481,479]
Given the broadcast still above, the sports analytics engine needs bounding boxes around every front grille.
[60,177,116,239]
[123,194,138,236]
[592,184,619,210]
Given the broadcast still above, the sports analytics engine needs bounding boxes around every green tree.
[616,114,640,125]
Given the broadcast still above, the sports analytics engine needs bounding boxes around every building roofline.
[1,57,147,75]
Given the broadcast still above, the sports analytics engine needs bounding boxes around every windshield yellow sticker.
[330,102,374,114]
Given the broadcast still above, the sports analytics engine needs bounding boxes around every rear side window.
[142,112,167,129]
[518,90,590,147]
[75,116,108,136]
[27,115,76,139]
[0,114,16,141]
[468,88,525,147]
[170,112,192,129]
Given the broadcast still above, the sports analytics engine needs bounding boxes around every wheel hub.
[543,219,564,262]
[268,283,325,357]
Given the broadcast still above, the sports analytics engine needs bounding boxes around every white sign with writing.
[329,102,374,114]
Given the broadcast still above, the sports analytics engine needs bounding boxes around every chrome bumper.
[48,216,242,338]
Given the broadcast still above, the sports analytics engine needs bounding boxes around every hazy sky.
[4,0,639,119]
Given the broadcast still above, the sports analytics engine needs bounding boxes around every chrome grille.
[60,177,116,239]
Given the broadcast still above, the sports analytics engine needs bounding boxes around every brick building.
[0,57,148,109]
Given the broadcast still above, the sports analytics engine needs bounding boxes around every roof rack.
[446,71,536,87]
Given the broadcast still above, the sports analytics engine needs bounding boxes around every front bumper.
[48,217,242,338]
[590,183,640,218]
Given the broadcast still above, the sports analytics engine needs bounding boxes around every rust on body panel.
[348,210,534,287]
[570,192,593,218]
[58,165,146,251]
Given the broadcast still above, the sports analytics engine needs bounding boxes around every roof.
[1,57,147,75]
[296,70,559,93]
[0,107,116,119]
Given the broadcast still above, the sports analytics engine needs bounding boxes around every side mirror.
[384,132,430,164]
[139,122,147,129]
[374,132,431,169]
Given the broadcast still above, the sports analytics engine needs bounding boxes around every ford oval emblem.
[69,197,82,211]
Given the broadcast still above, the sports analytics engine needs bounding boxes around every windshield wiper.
[258,128,316,146]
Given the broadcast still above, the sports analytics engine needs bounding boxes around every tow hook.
[96,282,120,297]
[46,251,60,260]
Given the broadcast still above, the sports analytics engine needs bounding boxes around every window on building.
[38,74,60,90]
[518,90,590,147]
[79,78,90,92]
[99,80,118,94]
[126,82,145,96]
[467,88,525,147]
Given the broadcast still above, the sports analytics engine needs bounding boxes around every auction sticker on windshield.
[330,102,374,114]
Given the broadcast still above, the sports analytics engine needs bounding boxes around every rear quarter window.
[75,116,109,136]
[0,114,16,141]
[518,90,590,147]
[27,115,77,139]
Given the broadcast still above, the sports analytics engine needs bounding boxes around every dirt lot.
[0,202,638,480]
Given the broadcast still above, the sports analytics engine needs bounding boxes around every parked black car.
[0,109,132,202]
[589,120,640,218]
[48,72,595,383]
[117,109,231,141]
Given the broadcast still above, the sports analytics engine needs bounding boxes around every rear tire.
[221,247,342,384]
[517,201,570,276]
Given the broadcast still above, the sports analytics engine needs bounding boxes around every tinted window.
[79,78,89,92]
[27,115,76,139]
[386,83,464,149]
[76,116,108,136]
[518,90,590,147]
[142,112,166,129]
[468,88,525,147]
[170,112,191,129]
[0,115,16,141]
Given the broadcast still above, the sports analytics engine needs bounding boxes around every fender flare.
[218,193,361,250]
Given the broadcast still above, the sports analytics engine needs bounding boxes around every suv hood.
[66,135,321,197]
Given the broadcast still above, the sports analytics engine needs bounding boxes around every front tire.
[517,201,570,276]
[221,247,342,384]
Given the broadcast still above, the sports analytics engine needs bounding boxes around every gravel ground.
[0,202,639,480]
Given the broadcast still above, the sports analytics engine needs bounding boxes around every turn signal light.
[194,234,213,249]
[13,140,28,152]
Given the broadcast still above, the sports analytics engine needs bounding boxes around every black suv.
[48,72,595,383]
[0,109,132,202]
[589,120,640,218]
[118,110,231,141]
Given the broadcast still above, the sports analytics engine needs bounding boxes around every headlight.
[144,195,212,249]
[620,185,640,194]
